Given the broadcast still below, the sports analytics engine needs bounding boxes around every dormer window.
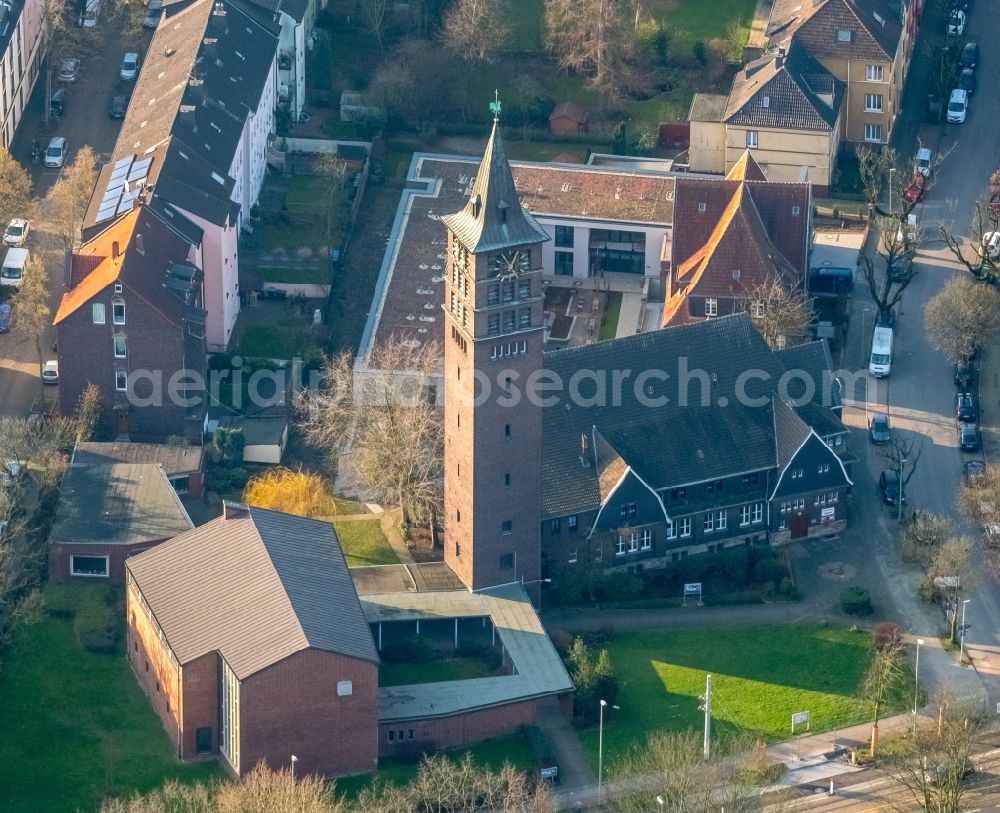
[471,194,482,219]
[837,29,852,42]
[732,268,741,280]
[698,202,707,213]
[761,96,770,108]
[114,283,123,293]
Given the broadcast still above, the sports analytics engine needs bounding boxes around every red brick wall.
[126,578,183,757]
[239,649,379,777]
[378,699,537,758]
[179,653,219,760]
[50,540,168,584]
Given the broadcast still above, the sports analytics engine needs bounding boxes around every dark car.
[958,67,977,96]
[959,42,979,69]
[964,459,987,484]
[956,391,977,423]
[0,302,9,333]
[49,87,67,117]
[108,94,126,119]
[880,470,904,505]
[960,422,981,452]
[870,413,891,444]
[955,357,975,388]
[904,172,927,203]
[888,255,912,281]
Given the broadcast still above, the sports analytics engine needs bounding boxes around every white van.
[869,326,893,377]
[0,247,27,286]
[947,88,968,123]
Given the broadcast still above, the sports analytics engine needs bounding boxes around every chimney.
[777,46,786,66]
[111,240,120,259]
[580,432,590,467]
[135,234,144,254]
[222,501,249,520]
[202,37,218,65]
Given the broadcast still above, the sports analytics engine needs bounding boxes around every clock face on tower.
[493,250,530,281]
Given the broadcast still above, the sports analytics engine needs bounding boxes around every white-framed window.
[112,301,125,325]
[666,520,677,539]
[221,659,240,772]
[616,536,626,556]
[864,93,883,112]
[829,491,839,503]
[780,501,790,513]
[746,130,758,148]
[866,64,884,81]
[752,503,763,523]
[113,335,127,358]
[568,515,578,530]
[750,300,765,318]
[70,554,109,577]
[641,529,652,550]
[679,517,692,537]
[716,510,727,530]
[739,505,751,526]
[704,512,714,532]
[705,298,718,317]
[818,463,830,474]
[92,303,105,324]
[864,123,883,143]
[628,532,639,553]
[115,369,127,391]
[837,29,852,42]
[337,680,353,696]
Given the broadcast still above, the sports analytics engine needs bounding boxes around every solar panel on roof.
[128,157,153,181]
[117,191,139,215]
[96,203,118,223]
[112,156,132,172]
[109,159,133,184]
[100,188,121,208]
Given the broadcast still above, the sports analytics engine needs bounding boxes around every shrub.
[753,557,787,585]
[567,637,618,722]
[778,577,797,598]
[381,635,436,664]
[692,40,708,65]
[548,629,574,654]
[873,621,901,651]
[721,547,750,582]
[44,585,80,619]
[840,586,873,616]
[917,575,938,603]
[598,572,645,603]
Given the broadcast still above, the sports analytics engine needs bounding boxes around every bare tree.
[544,0,634,96]
[887,696,987,813]
[860,213,919,325]
[742,275,813,350]
[923,275,1000,362]
[358,0,390,51]
[441,0,510,63]
[314,152,347,252]
[939,193,1000,284]
[958,464,1000,570]
[48,145,97,249]
[929,537,975,644]
[11,256,51,389]
[863,625,905,758]
[297,337,443,528]
[0,149,34,228]
[900,511,949,566]
[882,436,922,520]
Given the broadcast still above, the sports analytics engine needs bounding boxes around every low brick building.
[125,503,381,778]
[48,461,194,583]
[73,441,205,498]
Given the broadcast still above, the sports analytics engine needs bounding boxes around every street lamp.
[291,754,298,779]
[889,167,896,214]
[520,577,552,611]
[598,699,620,801]
[960,599,971,663]
[914,638,924,716]
[898,457,906,521]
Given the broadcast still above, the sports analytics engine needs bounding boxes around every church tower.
[441,104,549,597]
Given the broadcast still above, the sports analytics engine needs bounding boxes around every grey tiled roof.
[51,463,193,545]
[724,44,843,131]
[126,505,379,679]
[773,397,812,469]
[74,442,203,475]
[688,93,728,123]
[441,122,550,254]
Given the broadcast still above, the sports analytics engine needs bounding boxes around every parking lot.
[0,16,149,417]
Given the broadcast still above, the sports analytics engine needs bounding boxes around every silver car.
[44,137,66,168]
[58,58,80,81]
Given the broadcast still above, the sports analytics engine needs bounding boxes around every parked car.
[108,94,127,119]
[880,470,904,505]
[58,58,80,81]
[41,359,58,384]
[869,413,891,444]
[3,218,28,247]
[960,422,981,452]
[925,759,974,787]
[49,87,67,118]
[120,52,139,81]
[0,302,10,333]
[142,0,162,28]
[904,172,927,203]
[2,459,24,491]
[963,459,987,484]
[915,147,933,176]
[958,67,977,96]
[955,357,975,389]
[948,9,966,35]
[978,231,1000,261]
[947,88,968,123]
[959,42,979,69]
[44,136,66,168]
[956,391,977,423]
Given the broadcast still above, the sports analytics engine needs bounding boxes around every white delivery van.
[947,88,968,124]
[869,326,893,377]
[0,247,28,287]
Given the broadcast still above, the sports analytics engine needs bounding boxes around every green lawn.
[286,175,328,206]
[581,625,913,770]
[599,291,623,340]
[507,0,545,50]
[333,518,400,567]
[379,656,494,687]
[237,325,301,358]
[653,0,755,47]
[0,587,223,813]
[258,266,331,285]
[334,734,537,799]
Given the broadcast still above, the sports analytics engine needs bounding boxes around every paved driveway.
[0,18,146,418]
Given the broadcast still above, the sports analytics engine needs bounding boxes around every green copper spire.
[489,90,501,123]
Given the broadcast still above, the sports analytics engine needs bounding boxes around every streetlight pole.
[598,699,619,801]
[888,167,896,215]
[960,599,971,663]
[291,754,298,780]
[520,577,552,612]
[914,638,924,717]
[701,674,712,760]
[898,457,906,521]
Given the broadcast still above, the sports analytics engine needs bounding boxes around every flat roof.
[362,153,677,365]
[360,581,574,722]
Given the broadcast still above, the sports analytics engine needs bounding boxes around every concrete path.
[745,0,772,51]
[535,696,594,791]
[615,293,644,338]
